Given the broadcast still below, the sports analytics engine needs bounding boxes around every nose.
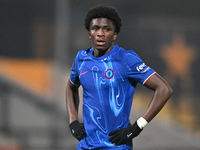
[97,29,105,36]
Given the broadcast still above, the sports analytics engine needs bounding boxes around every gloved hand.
[109,121,142,145]
[69,120,86,141]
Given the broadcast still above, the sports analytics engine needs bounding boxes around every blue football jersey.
[70,45,156,149]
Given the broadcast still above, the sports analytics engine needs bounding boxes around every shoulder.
[117,46,139,57]
[74,47,92,60]
[126,50,141,60]
[115,45,129,58]
[117,46,142,63]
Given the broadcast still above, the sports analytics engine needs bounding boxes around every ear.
[113,32,118,41]
[88,31,91,40]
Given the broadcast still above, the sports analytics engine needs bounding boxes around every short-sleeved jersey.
[70,45,156,150]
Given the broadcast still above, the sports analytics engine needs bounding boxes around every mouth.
[97,39,105,46]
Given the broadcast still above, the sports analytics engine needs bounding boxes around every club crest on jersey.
[104,68,115,80]
[136,63,150,73]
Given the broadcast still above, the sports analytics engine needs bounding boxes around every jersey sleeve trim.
[142,72,156,85]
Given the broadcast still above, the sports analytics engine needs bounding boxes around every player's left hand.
[109,121,142,145]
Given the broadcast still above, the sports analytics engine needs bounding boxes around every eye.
[104,27,111,32]
[92,27,98,31]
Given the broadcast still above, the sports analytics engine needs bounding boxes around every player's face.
[89,18,117,57]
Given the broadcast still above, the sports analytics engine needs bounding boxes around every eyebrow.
[91,25,112,28]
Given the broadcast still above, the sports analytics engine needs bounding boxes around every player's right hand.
[69,120,86,141]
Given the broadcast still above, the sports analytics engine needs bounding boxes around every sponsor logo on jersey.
[136,63,150,73]
[104,68,115,80]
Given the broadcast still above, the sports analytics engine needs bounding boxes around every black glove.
[109,121,142,145]
[69,120,86,141]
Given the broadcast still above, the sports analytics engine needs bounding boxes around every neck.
[93,43,114,57]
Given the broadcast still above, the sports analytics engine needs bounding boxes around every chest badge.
[104,68,115,80]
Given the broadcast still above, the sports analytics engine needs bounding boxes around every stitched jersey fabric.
[70,45,156,150]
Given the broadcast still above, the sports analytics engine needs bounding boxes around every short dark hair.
[84,5,122,33]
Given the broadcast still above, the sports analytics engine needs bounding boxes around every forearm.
[142,73,173,122]
[142,86,173,122]
[66,80,80,123]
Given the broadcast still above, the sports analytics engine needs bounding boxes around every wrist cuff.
[69,120,79,129]
[137,117,148,129]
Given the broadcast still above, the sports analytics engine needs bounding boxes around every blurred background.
[0,0,200,149]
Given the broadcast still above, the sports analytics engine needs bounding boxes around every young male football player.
[66,4,173,150]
